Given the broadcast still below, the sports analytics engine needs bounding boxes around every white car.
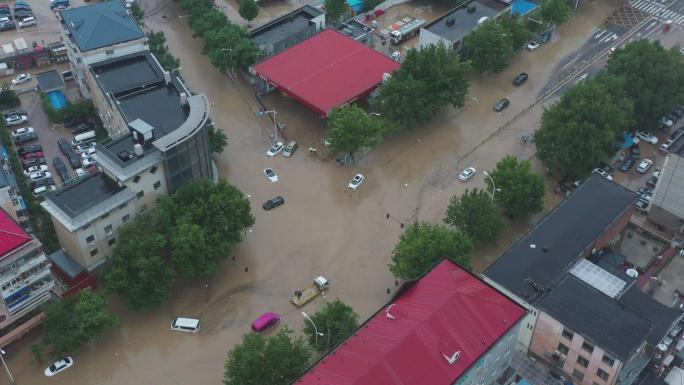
[264,168,278,182]
[11,127,34,137]
[83,156,97,168]
[75,168,86,177]
[591,168,613,181]
[266,142,284,157]
[636,131,658,145]
[390,51,401,61]
[24,165,48,176]
[458,167,476,182]
[526,41,540,51]
[44,357,73,377]
[636,159,653,173]
[660,139,673,152]
[29,171,51,181]
[81,148,96,159]
[75,142,96,154]
[5,114,28,126]
[11,73,31,85]
[348,173,364,190]
[32,185,56,196]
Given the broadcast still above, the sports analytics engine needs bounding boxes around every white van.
[71,131,96,146]
[170,317,200,333]
[18,17,36,28]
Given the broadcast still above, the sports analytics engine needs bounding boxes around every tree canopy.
[328,105,384,156]
[444,188,507,246]
[375,43,471,129]
[224,328,312,385]
[147,31,180,71]
[462,19,514,73]
[239,0,259,23]
[208,123,229,153]
[34,289,118,359]
[324,0,347,24]
[606,40,684,130]
[302,298,359,353]
[539,0,571,26]
[389,221,473,280]
[486,156,546,218]
[535,75,633,177]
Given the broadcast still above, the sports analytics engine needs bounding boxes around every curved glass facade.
[162,125,212,193]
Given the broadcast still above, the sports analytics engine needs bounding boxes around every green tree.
[499,14,529,52]
[324,0,347,24]
[389,221,473,280]
[0,86,20,109]
[486,156,545,218]
[190,9,228,38]
[444,188,507,246]
[375,43,471,129]
[205,25,259,70]
[34,289,118,359]
[130,2,144,23]
[328,105,383,156]
[607,40,684,130]
[539,0,571,25]
[147,31,180,71]
[224,327,312,385]
[208,123,228,153]
[462,19,513,73]
[239,0,259,23]
[535,75,633,176]
[302,298,359,353]
[100,215,175,310]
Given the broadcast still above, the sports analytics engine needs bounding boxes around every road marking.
[600,33,619,43]
[629,0,684,25]
[594,29,607,39]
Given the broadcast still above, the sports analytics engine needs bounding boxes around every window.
[562,328,574,341]
[577,355,589,368]
[104,225,113,235]
[153,181,161,190]
[137,191,144,199]
[572,369,584,381]
[108,238,116,246]
[122,214,130,223]
[602,354,614,367]
[133,175,141,183]
[582,342,594,354]
[597,368,609,381]
[90,249,98,256]
[86,235,95,243]
[557,342,569,355]
[150,166,157,174]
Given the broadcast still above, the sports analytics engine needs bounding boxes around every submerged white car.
[44,357,73,377]
[348,174,364,190]
[266,142,284,157]
[458,167,476,182]
[264,168,278,182]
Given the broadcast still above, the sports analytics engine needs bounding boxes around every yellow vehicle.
[291,276,329,307]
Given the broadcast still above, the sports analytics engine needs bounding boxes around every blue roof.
[61,0,144,52]
[512,0,537,15]
[347,0,363,12]
[517,380,533,385]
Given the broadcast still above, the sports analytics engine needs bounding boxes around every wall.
[419,27,453,50]
[482,275,537,353]
[593,207,633,251]
[162,128,211,193]
[455,323,521,385]
[648,205,682,233]
[84,63,131,139]
[530,311,622,385]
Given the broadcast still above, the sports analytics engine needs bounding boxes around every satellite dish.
[626,269,639,278]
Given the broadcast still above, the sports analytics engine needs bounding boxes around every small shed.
[35,69,66,93]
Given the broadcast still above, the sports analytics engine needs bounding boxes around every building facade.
[648,154,684,235]
[0,146,28,229]
[250,5,325,57]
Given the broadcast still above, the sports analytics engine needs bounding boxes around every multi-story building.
[59,0,147,98]
[0,208,55,346]
[293,258,526,385]
[648,154,684,235]
[483,175,683,385]
[0,146,28,229]
[41,50,212,270]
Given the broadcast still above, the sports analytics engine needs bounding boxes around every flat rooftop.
[250,5,323,46]
[425,0,509,43]
[48,173,125,218]
[35,70,65,93]
[91,53,161,93]
[252,29,400,117]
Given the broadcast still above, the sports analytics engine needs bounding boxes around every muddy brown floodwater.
[5,0,621,384]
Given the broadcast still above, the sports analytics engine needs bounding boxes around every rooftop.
[35,70,65,93]
[0,208,31,259]
[483,175,637,303]
[60,0,145,52]
[294,259,526,385]
[618,285,682,348]
[47,249,83,280]
[425,0,509,43]
[46,172,126,218]
[250,5,323,46]
[252,29,400,117]
[652,154,684,219]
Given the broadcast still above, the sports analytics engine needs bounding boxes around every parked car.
[21,151,43,160]
[282,141,297,158]
[44,357,73,377]
[11,73,30,85]
[646,175,659,188]
[673,107,684,119]
[619,157,635,172]
[390,51,401,62]
[11,126,33,137]
[17,144,41,156]
[52,157,68,180]
[0,20,15,32]
[591,168,613,180]
[30,177,54,189]
[32,185,56,196]
[66,151,81,169]
[80,147,96,159]
[661,116,674,128]
[23,164,47,176]
[630,145,641,159]
[348,174,364,190]
[526,41,540,51]
[660,139,673,152]
[28,171,51,181]
[263,168,278,182]
[636,159,653,173]
[637,187,653,195]
[82,156,96,168]
[493,98,510,112]
[458,167,476,182]
[262,196,284,210]
[636,131,658,145]
[13,132,37,144]
[513,72,528,86]
[634,200,649,213]
[57,137,71,155]
[64,115,85,128]
[5,114,28,126]
[17,16,35,28]
[639,191,653,202]
[266,141,284,157]
[21,157,44,169]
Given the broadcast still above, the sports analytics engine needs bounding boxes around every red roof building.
[0,208,31,259]
[252,29,401,117]
[294,259,526,385]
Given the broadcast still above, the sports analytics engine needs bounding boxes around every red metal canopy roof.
[252,29,400,117]
[294,259,526,385]
[0,209,31,260]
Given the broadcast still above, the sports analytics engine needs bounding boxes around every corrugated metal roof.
[294,259,526,385]
[652,154,684,220]
[0,208,31,259]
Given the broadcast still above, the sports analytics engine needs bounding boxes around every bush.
[0,87,20,109]
[40,92,64,123]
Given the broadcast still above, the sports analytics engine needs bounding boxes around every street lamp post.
[221,48,235,80]
[302,312,324,350]
[258,109,279,141]
[0,349,15,384]
[482,171,501,203]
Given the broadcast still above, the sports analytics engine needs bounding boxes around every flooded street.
[5,0,623,383]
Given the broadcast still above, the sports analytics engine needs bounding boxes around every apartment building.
[59,0,147,98]
[0,208,55,346]
[41,51,211,270]
[0,145,28,229]
[648,154,684,235]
